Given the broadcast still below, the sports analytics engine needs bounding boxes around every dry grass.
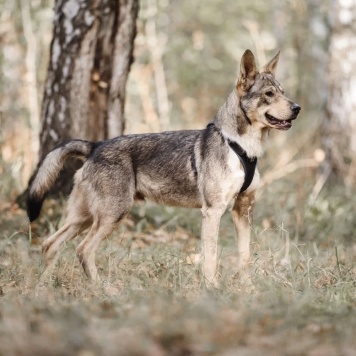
[0,194,355,356]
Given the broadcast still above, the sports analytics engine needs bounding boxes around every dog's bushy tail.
[27,139,96,222]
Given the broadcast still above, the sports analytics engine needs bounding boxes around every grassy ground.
[0,185,355,355]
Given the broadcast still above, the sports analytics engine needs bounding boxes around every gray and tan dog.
[28,50,300,287]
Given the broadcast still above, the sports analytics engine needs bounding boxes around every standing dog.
[28,50,300,287]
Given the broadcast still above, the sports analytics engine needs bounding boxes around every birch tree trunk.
[323,0,356,186]
[30,0,138,196]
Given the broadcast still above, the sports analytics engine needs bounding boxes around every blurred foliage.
[304,187,356,243]
[127,0,329,132]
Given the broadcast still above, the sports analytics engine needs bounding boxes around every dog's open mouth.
[265,113,292,130]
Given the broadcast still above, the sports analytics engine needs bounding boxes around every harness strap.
[227,140,257,193]
[206,122,257,193]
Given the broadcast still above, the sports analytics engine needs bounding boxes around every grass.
[0,185,355,355]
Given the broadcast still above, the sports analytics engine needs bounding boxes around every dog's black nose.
[291,103,301,114]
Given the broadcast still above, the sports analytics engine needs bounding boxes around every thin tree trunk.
[23,0,138,201]
[20,0,40,186]
[145,0,170,131]
[107,0,138,137]
[323,0,356,186]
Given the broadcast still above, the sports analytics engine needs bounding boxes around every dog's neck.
[213,90,265,158]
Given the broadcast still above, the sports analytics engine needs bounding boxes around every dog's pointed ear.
[237,49,258,93]
[261,51,280,75]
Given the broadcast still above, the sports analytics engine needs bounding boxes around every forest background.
[0,0,355,355]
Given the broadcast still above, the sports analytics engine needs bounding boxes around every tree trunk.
[323,0,356,186]
[28,0,138,197]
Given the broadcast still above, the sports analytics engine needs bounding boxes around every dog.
[27,50,300,288]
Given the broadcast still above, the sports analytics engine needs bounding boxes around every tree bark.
[323,0,356,186]
[27,0,138,198]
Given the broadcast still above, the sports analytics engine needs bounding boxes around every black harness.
[207,122,257,193]
[227,139,257,193]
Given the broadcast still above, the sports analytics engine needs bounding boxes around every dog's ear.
[237,49,258,93]
[261,51,280,76]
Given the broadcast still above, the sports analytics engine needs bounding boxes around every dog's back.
[81,128,226,209]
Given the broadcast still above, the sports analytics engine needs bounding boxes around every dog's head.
[236,50,301,130]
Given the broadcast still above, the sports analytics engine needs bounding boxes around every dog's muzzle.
[266,102,301,130]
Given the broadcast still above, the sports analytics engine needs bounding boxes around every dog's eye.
[265,91,274,97]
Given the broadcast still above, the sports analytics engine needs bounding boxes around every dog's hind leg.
[232,192,255,270]
[40,187,92,281]
[75,210,129,281]
[40,220,90,280]
[75,162,135,281]
[200,206,225,289]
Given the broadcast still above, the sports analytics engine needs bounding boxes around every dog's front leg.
[201,206,225,288]
[232,192,255,270]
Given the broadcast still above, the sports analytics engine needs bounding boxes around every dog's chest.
[221,149,245,198]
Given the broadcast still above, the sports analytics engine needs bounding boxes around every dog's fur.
[28,50,300,287]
